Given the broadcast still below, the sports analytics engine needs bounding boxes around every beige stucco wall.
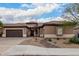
[43,26,74,34]
[43,26,75,38]
[63,26,74,34]
[2,25,75,38]
[43,26,56,34]
[44,34,75,38]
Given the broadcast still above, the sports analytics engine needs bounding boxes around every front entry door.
[30,30,34,37]
[27,28,40,37]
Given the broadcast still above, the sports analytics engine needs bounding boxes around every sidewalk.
[2,45,79,56]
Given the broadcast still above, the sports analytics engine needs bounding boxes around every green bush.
[48,38,52,42]
[69,36,79,44]
[45,38,52,42]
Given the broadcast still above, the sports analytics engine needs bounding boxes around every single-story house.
[74,26,79,38]
[1,21,75,39]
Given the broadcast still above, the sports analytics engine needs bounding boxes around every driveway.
[0,38,26,55]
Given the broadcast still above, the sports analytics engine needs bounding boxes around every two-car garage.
[6,30,23,37]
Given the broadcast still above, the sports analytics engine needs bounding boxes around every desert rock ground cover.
[19,37,79,48]
[19,37,59,48]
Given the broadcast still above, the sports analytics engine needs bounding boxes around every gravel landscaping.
[19,37,60,48]
[19,37,79,48]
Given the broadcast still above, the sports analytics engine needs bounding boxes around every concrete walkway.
[2,45,79,56]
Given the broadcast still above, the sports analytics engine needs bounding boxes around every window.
[57,26,63,35]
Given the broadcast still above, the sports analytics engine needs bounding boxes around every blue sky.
[0,3,68,23]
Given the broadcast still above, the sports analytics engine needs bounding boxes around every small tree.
[0,21,3,27]
[0,21,3,37]
[63,4,79,25]
[62,20,77,26]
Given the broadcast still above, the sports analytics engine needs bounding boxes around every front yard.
[0,37,79,55]
[19,37,79,48]
[50,38,79,48]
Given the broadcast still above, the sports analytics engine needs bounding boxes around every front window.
[57,26,63,36]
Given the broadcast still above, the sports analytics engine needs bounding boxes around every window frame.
[56,26,63,36]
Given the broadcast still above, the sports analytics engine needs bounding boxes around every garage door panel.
[6,30,23,37]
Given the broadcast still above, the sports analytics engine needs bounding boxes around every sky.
[0,3,68,23]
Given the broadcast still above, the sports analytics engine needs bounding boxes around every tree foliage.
[62,21,77,26]
[0,21,3,36]
[0,21,3,28]
[63,4,79,25]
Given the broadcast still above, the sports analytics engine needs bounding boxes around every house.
[74,26,79,38]
[3,22,44,38]
[1,21,75,39]
[43,21,75,39]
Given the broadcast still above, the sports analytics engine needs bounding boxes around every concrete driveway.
[0,38,26,55]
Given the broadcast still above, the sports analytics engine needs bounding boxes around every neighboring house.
[74,26,79,38]
[0,27,3,37]
[1,21,75,39]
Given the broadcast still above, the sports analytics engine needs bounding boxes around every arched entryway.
[30,29,34,37]
[27,27,41,37]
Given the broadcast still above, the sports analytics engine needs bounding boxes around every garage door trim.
[6,30,23,37]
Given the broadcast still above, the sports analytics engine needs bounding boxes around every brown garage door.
[6,30,23,37]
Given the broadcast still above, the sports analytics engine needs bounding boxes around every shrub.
[48,38,52,42]
[69,36,79,44]
[45,38,52,42]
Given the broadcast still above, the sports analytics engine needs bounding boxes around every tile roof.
[4,21,64,27]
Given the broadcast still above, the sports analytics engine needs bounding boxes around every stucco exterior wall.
[63,26,74,34]
[43,26,56,34]
[2,22,75,38]
[43,26,74,38]
[44,34,75,38]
